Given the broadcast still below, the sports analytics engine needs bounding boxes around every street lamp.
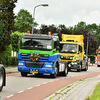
[32,4,49,34]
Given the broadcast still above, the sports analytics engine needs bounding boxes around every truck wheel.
[0,68,4,92]
[77,64,81,72]
[84,64,88,71]
[50,65,58,78]
[62,64,68,76]
[21,72,27,77]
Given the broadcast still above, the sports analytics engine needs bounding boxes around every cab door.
[79,45,85,69]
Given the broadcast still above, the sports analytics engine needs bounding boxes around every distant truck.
[16,33,68,78]
[59,34,88,72]
[96,46,100,67]
[0,65,6,92]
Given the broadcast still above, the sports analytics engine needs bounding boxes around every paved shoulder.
[44,75,100,100]
[6,67,18,74]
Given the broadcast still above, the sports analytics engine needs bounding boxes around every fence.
[0,56,18,67]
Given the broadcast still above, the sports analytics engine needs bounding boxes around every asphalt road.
[1,65,100,100]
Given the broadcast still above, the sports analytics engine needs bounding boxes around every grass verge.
[85,82,100,100]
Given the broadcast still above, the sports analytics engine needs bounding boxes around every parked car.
[0,64,6,92]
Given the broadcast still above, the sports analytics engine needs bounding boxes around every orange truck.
[96,46,100,67]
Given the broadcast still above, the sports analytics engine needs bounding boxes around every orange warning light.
[48,32,51,35]
[27,31,30,34]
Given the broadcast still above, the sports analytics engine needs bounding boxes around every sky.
[14,0,100,28]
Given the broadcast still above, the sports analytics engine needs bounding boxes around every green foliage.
[88,82,100,100]
[74,29,98,54]
[0,44,12,57]
[11,31,27,52]
[0,44,13,66]
[0,0,17,54]
[15,9,38,32]
[0,56,18,67]
[88,55,95,64]
[0,21,5,46]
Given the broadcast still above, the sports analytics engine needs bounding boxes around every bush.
[0,56,18,67]
[11,31,27,52]
[88,55,96,64]
[0,44,12,57]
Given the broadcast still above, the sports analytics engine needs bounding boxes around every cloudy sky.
[14,0,100,28]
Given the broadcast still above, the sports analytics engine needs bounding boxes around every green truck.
[16,33,68,78]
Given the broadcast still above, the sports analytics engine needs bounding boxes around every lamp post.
[32,4,49,34]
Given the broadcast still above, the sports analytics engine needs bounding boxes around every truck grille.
[21,53,49,61]
[25,61,44,68]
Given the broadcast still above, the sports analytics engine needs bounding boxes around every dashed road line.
[6,95,14,98]
[18,90,24,93]
[28,87,33,89]
[43,82,48,84]
[36,84,41,87]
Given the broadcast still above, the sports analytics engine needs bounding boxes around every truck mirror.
[56,47,60,50]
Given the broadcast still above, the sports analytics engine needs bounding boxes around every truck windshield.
[60,44,77,53]
[20,38,52,50]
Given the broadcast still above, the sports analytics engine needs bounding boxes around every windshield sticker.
[47,45,52,49]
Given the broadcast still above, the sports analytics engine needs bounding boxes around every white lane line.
[43,82,48,84]
[6,95,14,98]
[49,80,54,82]
[36,84,41,87]
[28,87,33,89]
[18,90,24,93]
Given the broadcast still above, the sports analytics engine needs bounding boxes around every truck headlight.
[71,62,77,65]
[18,63,24,65]
[45,65,52,67]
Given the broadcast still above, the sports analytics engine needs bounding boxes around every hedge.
[87,55,96,64]
[0,56,18,67]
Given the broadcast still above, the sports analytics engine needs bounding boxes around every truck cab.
[17,33,68,78]
[96,46,100,67]
[59,34,88,72]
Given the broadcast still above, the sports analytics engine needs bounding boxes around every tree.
[58,24,72,35]
[40,24,49,34]
[0,0,17,54]
[11,31,27,52]
[74,29,98,54]
[15,9,38,33]
[48,24,57,33]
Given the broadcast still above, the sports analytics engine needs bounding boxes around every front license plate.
[30,69,38,74]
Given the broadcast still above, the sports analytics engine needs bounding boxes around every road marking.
[36,84,41,87]
[6,95,14,98]
[18,90,24,93]
[49,80,54,82]
[28,87,33,89]
[43,82,48,84]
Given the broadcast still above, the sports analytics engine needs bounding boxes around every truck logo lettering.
[67,36,75,38]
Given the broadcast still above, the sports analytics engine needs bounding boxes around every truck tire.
[50,64,58,78]
[77,63,81,72]
[61,63,68,76]
[0,68,4,92]
[84,63,88,71]
[21,72,27,77]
